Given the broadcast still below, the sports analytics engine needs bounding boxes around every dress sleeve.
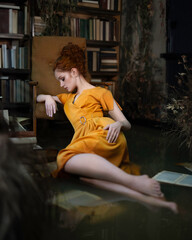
[56,93,70,104]
[100,89,122,111]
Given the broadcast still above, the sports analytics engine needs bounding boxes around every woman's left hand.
[103,121,122,143]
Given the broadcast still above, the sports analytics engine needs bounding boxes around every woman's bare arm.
[108,100,131,130]
[104,100,131,143]
[36,94,61,103]
[36,94,62,117]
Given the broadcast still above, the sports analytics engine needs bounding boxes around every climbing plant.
[119,0,165,121]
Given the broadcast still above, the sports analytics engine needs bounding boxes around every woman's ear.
[71,68,79,77]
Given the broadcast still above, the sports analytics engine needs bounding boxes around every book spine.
[0,47,2,68]
[100,0,107,10]
[18,10,24,34]
[24,5,28,34]
[2,44,8,68]
[0,9,9,33]
[9,8,13,33]
[12,9,18,34]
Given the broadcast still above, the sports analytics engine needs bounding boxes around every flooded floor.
[37,121,192,240]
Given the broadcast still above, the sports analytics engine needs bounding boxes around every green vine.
[120,0,164,121]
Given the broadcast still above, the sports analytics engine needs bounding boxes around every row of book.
[0,41,28,69]
[77,0,121,11]
[0,3,28,35]
[87,47,118,72]
[70,17,119,41]
[0,77,30,103]
[99,0,121,11]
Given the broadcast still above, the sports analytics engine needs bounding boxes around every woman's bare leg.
[64,153,163,198]
[80,177,178,214]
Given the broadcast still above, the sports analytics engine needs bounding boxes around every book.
[100,0,107,10]
[24,5,28,34]
[0,76,9,102]
[101,59,118,63]
[11,46,17,68]
[9,80,14,103]
[111,0,115,10]
[0,47,2,68]
[0,8,9,33]
[12,40,19,68]
[9,8,13,33]
[12,9,18,34]
[153,170,192,187]
[18,10,24,34]
[0,4,20,10]
[0,76,9,103]
[2,44,8,68]
[7,48,11,68]
[77,2,99,8]
[0,109,9,125]
[82,0,99,3]
[24,80,30,103]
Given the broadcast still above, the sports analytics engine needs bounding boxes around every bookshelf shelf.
[86,40,119,47]
[0,68,30,75]
[2,103,30,109]
[74,7,121,16]
[0,33,30,40]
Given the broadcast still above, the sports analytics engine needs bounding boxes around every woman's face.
[54,69,77,92]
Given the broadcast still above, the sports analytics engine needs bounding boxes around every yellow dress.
[52,87,140,178]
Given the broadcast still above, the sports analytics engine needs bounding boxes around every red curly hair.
[53,43,88,78]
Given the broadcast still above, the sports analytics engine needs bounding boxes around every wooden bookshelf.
[0,0,35,137]
[32,0,122,96]
[71,0,121,95]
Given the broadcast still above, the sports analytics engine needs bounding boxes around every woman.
[37,43,178,213]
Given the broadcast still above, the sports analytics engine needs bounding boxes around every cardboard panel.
[32,36,87,96]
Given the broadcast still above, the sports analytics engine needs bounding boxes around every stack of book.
[0,76,30,103]
[77,0,99,8]
[87,47,118,73]
[33,16,46,36]
[100,48,118,72]
[0,3,28,35]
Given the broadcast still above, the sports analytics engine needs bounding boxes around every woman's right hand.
[45,95,58,117]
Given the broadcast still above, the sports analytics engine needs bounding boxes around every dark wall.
[167,0,192,54]
[166,0,192,88]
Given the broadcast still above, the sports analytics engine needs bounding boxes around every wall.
[119,0,167,121]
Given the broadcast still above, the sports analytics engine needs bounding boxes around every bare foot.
[129,175,164,198]
[147,197,178,214]
[167,202,178,214]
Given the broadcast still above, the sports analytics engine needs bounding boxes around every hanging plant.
[162,56,192,155]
